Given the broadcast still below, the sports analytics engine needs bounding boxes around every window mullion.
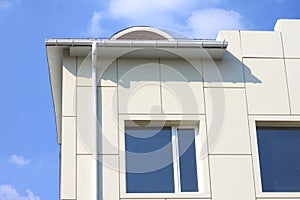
[172,126,181,193]
[194,126,203,193]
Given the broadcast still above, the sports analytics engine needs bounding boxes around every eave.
[45,39,228,144]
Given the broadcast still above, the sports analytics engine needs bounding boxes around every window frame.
[119,114,210,199]
[249,115,300,198]
[173,125,201,193]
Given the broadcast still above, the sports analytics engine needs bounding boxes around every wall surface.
[59,19,300,200]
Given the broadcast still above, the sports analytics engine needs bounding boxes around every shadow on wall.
[70,48,261,87]
[96,48,261,87]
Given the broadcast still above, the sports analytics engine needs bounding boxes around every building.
[46,19,300,200]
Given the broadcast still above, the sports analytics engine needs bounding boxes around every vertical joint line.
[239,30,247,87]
[159,58,163,114]
[239,30,258,197]
[280,32,292,114]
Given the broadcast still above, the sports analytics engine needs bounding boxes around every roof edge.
[45,39,228,49]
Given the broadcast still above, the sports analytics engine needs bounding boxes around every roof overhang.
[45,38,228,143]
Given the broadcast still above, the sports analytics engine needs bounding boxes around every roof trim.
[45,38,228,49]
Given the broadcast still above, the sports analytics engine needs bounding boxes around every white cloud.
[109,0,189,17]
[87,11,103,37]
[9,155,30,166]
[0,185,40,200]
[200,0,224,4]
[108,0,196,27]
[107,0,231,27]
[0,0,12,10]
[89,0,252,39]
[186,8,251,38]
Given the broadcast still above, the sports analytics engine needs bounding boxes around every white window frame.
[249,115,300,198]
[172,125,201,193]
[119,114,210,199]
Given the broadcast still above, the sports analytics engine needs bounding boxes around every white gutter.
[45,39,228,49]
[92,42,98,200]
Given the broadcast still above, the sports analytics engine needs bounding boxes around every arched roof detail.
[110,26,181,41]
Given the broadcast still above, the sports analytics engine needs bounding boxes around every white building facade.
[46,19,300,200]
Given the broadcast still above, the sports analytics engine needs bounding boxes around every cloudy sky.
[0,0,300,199]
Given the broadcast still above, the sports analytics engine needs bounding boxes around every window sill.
[120,192,211,199]
[256,192,300,198]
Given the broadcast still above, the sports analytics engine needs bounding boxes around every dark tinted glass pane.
[125,127,174,193]
[257,127,300,192]
[178,128,198,192]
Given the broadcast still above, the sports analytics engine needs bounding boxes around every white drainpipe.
[92,41,98,200]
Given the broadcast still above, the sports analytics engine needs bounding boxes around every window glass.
[125,127,174,193]
[257,127,300,192]
[178,128,198,192]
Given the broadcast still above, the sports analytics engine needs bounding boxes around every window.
[125,124,200,194]
[257,126,300,192]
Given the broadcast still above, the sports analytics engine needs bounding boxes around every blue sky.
[0,0,300,199]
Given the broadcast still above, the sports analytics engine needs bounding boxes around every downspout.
[92,41,98,200]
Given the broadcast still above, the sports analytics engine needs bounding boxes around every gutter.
[45,39,228,49]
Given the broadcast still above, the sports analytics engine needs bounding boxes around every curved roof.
[110,26,188,41]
